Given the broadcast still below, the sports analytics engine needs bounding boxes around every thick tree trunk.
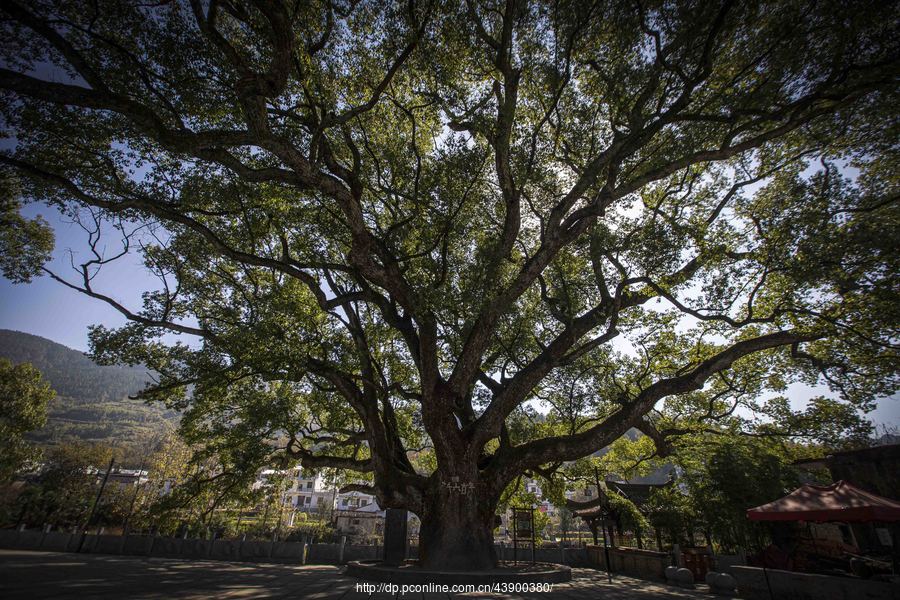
[417,487,498,571]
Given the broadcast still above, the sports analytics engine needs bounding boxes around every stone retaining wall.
[0,529,593,568]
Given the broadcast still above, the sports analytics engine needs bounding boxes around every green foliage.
[645,485,698,547]
[670,433,807,552]
[14,443,113,528]
[0,171,53,283]
[139,432,266,535]
[0,358,52,480]
[596,435,661,481]
[607,490,649,534]
[557,432,665,500]
[286,515,336,543]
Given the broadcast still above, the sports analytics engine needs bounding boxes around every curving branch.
[489,329,822,481]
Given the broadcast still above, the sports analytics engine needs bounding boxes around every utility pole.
[77,457,115,553]
[594,466,612,583]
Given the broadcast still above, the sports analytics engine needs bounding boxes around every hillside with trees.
[0,330,176,446]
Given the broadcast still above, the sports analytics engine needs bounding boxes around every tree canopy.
[1,0,897,569]
[0,358,52,480]
[673,434,805,552]
[12,442,111,527]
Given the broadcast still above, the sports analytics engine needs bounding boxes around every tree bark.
[417,487,498,571]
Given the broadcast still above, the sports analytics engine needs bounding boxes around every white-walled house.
[252,468,337,516]
[284,469,338,514]
[334,490,382,542]
[334,502,384,542]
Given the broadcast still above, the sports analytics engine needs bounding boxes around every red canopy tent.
[747,480,900,523]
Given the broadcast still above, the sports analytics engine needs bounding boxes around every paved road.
[0,550,712,599]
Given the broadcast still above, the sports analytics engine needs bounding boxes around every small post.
[512,510,518,566]
[601,522,613,583]
[595,466,612,583]
[530,507,536,565]
[339,535,346,564]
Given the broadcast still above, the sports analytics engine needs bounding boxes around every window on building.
[306,481,313,489]
[352,519,360,525]
[305,496,312,505]
[361,499,369,506]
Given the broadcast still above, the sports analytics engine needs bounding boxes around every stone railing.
[585,545,672,580]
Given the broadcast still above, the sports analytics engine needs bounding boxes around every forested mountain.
[0,329,176,445]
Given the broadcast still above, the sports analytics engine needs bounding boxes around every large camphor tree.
[1,0,898,570]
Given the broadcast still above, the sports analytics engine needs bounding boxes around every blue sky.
[1,202,151,348]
